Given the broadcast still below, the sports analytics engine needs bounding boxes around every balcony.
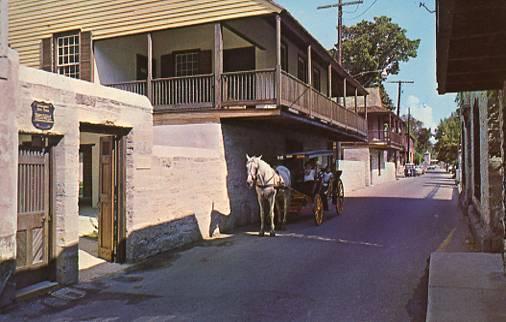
[368,130,404,149]
[107,69,367,137]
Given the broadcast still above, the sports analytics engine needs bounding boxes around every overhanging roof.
[436,0,506,93]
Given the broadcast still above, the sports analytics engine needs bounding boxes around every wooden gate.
[15,149,50,289]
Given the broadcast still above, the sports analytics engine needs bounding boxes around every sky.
[275,0,457,131]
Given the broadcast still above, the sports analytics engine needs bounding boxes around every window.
[175,51,199,76]
[56,33,80,79]
[297,55,307,82]
[281,42,288,72]
[312,68,321,92]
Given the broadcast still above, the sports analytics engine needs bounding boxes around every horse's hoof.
[270,231,276,237]
[259,231,265,237]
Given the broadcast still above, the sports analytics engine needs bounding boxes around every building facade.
[436,0,506,252]
[343,87,410,186]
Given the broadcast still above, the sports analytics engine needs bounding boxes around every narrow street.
[2,170,470,322]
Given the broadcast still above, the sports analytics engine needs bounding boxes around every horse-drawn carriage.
[277,150,344,225]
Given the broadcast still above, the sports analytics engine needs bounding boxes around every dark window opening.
[312,68,321,92]
[281,42,288,72]
[297,55,307,83]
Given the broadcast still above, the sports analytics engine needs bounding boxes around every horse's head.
[246,154,262,188]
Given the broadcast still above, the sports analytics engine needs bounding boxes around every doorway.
[15,134,58,290]
[78,124,128,272]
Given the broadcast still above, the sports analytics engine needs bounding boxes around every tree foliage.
[434,112,461,164]
[401,114,433,163]
[341,16,420,87]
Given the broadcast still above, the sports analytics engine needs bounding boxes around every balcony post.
[275,14,282,106]
[147,32,153,102]
[354,88,358,113]
[307,45,312,115]
[214,23,223,109]
[328,64,333,123]
[364,94,368,121]
[343,78,347,108]
[327,64,332,98]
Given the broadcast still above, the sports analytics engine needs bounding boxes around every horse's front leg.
[269,189,277,237]
[257,191,265,237]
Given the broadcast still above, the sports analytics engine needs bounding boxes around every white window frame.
[174,51,199,77]
[56,33,80,79]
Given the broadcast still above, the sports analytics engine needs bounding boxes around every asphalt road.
[3,170,470,322]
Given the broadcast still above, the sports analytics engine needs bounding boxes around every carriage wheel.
[314,194,324,225]
[335,179,344,215]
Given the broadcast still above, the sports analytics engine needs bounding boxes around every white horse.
[246,155,291,236]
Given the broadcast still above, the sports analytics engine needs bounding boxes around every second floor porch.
[96,13,369,140]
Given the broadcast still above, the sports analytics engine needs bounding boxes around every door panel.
[98,136,115,261]
[15,149,50,289]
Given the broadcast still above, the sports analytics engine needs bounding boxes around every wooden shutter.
[199,50,212,74]
[80,31,93,82]
[161,53,174,78]
[98,136,115,261]
[40,38,53,72]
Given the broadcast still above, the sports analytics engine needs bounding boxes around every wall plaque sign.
[31,101,55,130]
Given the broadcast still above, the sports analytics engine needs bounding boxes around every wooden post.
[307,45,312,86]
[364,94,368,121]
[354,88,358,113]
[214,23,223,109]
[327,64,332,98]
[275,15,282,106]
[147,33,153,102]
[343,78,347,108]
[307,44,312,116]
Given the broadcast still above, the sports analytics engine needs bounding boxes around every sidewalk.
[427,252,506,322]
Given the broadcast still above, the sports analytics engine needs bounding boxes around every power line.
[349,0,379,20]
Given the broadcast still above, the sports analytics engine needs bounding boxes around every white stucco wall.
[16,66,153,273]
[338,160,368,192]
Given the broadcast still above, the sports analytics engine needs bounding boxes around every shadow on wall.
[125,210,232,262]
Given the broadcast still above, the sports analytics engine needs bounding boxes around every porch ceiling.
[436,0,506,93]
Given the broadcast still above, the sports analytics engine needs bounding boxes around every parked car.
[404,163,416,177]
[415,166,423,176]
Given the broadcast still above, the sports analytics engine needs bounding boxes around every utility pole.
[317,0,363,65]
[388,80,414,117]
[407,107,411,163]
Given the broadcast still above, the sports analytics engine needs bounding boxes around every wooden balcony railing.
[152,74,214,109]
[222,69,276,106]
[368,130,404,146]
[105,70,367,137]
[107,80,147,96]
[280,71,367,136]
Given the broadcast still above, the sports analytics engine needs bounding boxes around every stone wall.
[15,66,153,282]
[338,160,368,192]
[150,121,331,240]
[342,145,370,187]
[460,91,505,253]
[0,49,19,307]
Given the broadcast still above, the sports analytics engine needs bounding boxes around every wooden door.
[15,149,50,289]
[98,136,115,261]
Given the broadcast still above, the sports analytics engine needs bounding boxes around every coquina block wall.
[0,49,19,307]
[15,65,154,276]
[460,91,505,252]
[153,121,332,234]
